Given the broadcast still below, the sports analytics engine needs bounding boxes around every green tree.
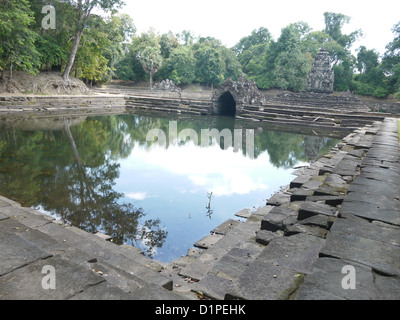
[0,0,39,80]
[62,0,125,82]
[193,43,224,87]
[323,12,362,50]
[135,31,164,89]
[159,46,196,85]
[233,27,272,54]
[382,21,400,97]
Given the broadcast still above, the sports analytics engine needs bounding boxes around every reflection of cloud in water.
[127,142,274,197]
[125,192,149,200]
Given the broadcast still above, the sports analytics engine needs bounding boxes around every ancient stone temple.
[306,49,334,94]
[211,74,266,116]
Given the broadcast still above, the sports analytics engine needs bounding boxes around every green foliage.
[193,44,224,86]
[159,46,196,85]
[35,35,68,71]
[1,3,399,95]
[0,0,40,78]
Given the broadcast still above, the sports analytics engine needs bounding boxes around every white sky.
[123,0,400,55]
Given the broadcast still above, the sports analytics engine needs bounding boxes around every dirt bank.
[0,71,90,95]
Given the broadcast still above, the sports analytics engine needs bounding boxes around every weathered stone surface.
[267,193,291,206]
[341,200,400,225]
[0,231,52,276]
[211,74,266,116]
[179,218,261,281]
[301,180,323,190]
[68,281,137,300]
[295,257,400,300]
[290,188,314,202]
[285,223,328,238]
[211,219,241,235]
[361,167,400,184]
[306,48,334,94]
[252,205,274,217]
[320,230,400,276]
[290,175,311,188]
[348,180,400,198]
[194,233,224,249]
[193,273,234,300]
[332,158,360,176]
[345,192,399,210]
[257,233,326,275]
[153,79,181,93]
[298,201,337,220]
[256,230,280,245]
[0,255,104,299]
[334,214,400,246]
[225,260,303,300]
[261,207,298,232]
[306,195,345,206]
[235,208,253,219]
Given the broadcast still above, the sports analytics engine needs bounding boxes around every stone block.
[225,260,304,300]
[194,233,224,249]
[211,219,241,235]
[267,193,291,206]
[257,233,326,275]
[321,230,400,277]
[298,201,337,220]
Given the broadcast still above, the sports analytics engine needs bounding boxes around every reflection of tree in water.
[254,129,339,168]
[0,116,167,258]
[0,112,340,258]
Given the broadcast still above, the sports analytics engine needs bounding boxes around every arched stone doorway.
[217,91,236,116]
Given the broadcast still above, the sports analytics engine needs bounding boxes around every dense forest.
[1,0,400,98]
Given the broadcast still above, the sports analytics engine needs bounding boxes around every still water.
[0,111,339,262]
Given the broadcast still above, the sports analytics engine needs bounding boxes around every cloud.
[123,141,276,197]
[125,192,149,201]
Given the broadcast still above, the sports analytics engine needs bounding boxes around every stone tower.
[306,48,334,94]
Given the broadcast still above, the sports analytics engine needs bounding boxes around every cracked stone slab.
[225,259,304,300]
[295,257,400,300]
[345,192,399,210]
[331,214,400,247]
[0,231,52,276]
[340,200,400,226]
[257,233,326,275]
[320,230,400,277]
[348,181,400,199]
[0,255,104,300]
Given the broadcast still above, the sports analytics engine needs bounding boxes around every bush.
[355,82,375,96]
[373,86,390,98]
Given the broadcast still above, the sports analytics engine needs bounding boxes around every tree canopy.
[1,3,400,98]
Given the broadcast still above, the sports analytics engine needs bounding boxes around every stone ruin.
[306,48,334,94]
[153,79,182,94]
[211,74,266,116]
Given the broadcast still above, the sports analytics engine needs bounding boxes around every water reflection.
[0,111,340,261]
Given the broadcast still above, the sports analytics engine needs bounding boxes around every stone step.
[178,214,266,282]
[225,233,325,300]
[0,205,173,291]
